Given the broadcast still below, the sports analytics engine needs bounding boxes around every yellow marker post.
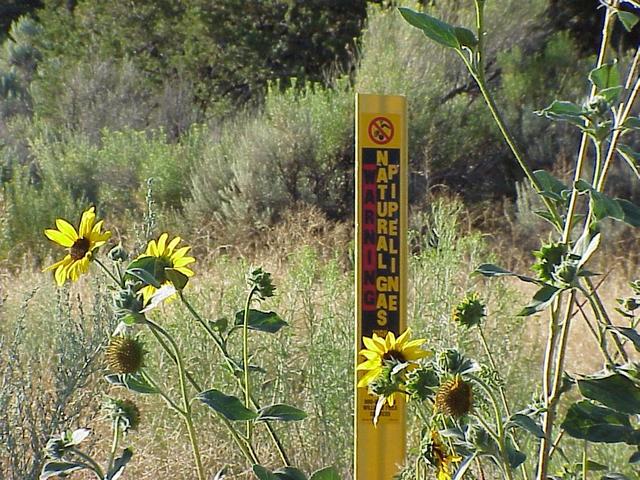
[355,94,408,480]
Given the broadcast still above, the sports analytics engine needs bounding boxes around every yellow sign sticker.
[355,94,408,480]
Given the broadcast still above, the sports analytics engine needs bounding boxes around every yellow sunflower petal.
[356,359,381,371]
[404,338,426,350]
[385,331,397,350]
[175,266,195,277]
[157,233,169,256]
[167,236,181,253]
[145,239,157,256]
[54,264,68,286]
[363,336,384,354]
[172,246,191,260]
[387,392,396,407]
[44,229,74,247]
[55,219,79,241]
[79,207,96,238]
[371,333,387,352]
[43,255,72,272]
[357,368,381,388]
[395,328,412,349]
[359,349,380,360]
[172,256,195,268]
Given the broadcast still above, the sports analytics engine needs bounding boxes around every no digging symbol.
[368,116,394,145]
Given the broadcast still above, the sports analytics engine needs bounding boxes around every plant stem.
[106,421,121,474]
[538,291,576,480]
[466,2,562,228]
[477,328,530,480]
[179,293,276,465]
[243,285,258,443]
[582,279,628,362]
[145,318,205,480]
[472,375,513,480]
[582,441,588,480]
[94,257,122,287]
[69,448,105,479]
[562,0,620,241]
[140,370,185,415]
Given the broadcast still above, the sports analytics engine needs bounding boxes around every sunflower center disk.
[70,237,91,260]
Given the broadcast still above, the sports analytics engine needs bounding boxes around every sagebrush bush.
[185,79,353,229]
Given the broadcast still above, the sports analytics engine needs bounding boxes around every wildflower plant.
[365,1,640,479]
[40,209,341,480]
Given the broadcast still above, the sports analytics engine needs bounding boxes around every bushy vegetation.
[1,0,623,261]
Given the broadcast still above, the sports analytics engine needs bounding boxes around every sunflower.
[357,328,429,406]
[43,207,111,286]
[136,233,195,303]
[426,429,462,480]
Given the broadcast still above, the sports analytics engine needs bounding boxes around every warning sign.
[355,94,407,480]
[368,116,394,145]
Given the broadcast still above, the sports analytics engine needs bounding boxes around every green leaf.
[599,86,624,103]
[505,437,526,469]
[309,466,341,480]
[253,465,279,480]
[257,404,307,422]
[518,285,561,316]
[40,461,85,479]
[622,117,640,130]
[209,317,228,333]
[453,27,478,48]
[618,10,640,31]
[576,460,609,472]
[615,145,640,181]
[105,448,133,480]
[591,190,624,222]
[165,268,188,290]
[105,372,159,395]
[197,389,258,421]
[602,473,632,480]
[234,309,288,333]
[125,256,166,287]
[578,372,640,415]
[533,170,570,202]
[397,7,460,49]
[507,413,545,438]
[561,400,632,443]
[273,467,308,480]
[616,198,640,227]
[473,264,540,284]
[536,100,586,126]
[590,62,621,91]
[629,450,640,464]
[607,326,640,352]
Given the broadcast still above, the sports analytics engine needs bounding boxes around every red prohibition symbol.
[368,116,394,145]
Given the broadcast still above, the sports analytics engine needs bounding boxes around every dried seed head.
[105,336,145,374]
[435,375,473,418]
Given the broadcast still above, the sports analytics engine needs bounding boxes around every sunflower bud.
[45,436,68,460]
[452,292,486,329]
[369,365,401,398]
[108,244,128,262]
[247,267,275,300]
[105,336,145,374]
[103,397,141,432]
[435,375,473,417]
[532,242,567,283]
[551,258,578,288]
[405,365,439,401]
[114,284,145,323]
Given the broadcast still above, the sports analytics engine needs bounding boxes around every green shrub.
[185,79,353,229]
